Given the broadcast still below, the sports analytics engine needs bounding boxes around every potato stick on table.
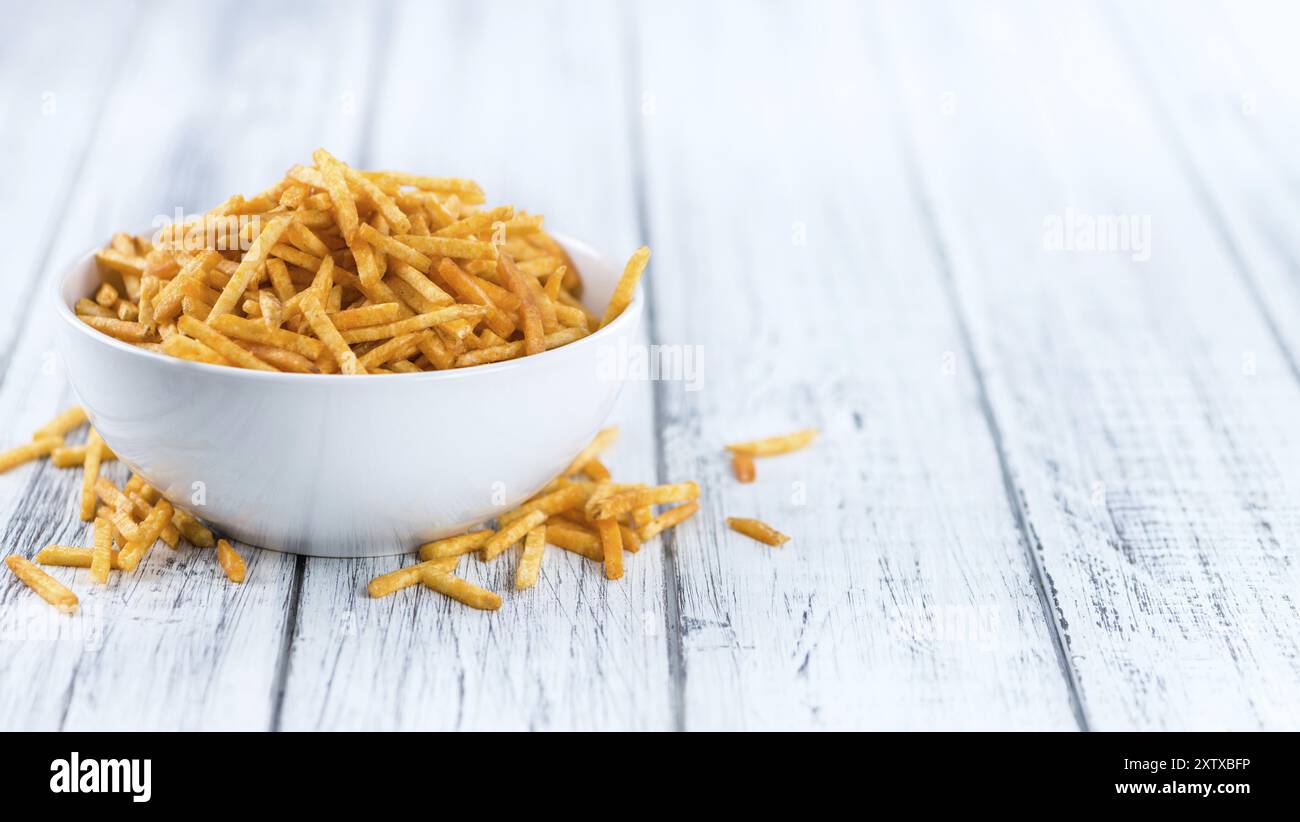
[216,539,246,583]
[727,517,791,546]
[36,545,123,570]
[498,483,592,526]
[516,526,546,590]
[51,443,117,468]
[482,510,547,561]
[368,557,459,598]
[32,405,86,440]
[597,518,623,580]
[420,568,502,611]
[90,516,114,583]
[117,500,173,572]
[0,436,63,474]
[725,428,819,457]
[418,530,494,561]
[638,502,701,542]
[79,429,105,521]
[5,556,78,613]
[587,481,700,521]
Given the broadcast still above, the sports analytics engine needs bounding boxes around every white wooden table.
[1,0,1298,731]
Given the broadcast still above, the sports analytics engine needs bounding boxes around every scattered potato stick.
[32,406,87,440]
[726,517,791,546]
[418,530,494,560]
[564,427,618,475]
[725,428,819,457]
[35,545,122,570]
[638,502,700,542]
[50,443,117,468]
[420,568,502,610]
[543,521,604,561]
[601,246,649,327]
[498,483,592,526]
[618,523,641,554]
[216,538,246,583]
[79,429,105,521]
[732,452,757,483]
[516,526,546,590]
[172,508,214,548]
[90,516,113,583]
[367,557,459,597]
[0,436,63,474]
[587,481,700,521]
[117,500,173,572]
[597,518,623,580]
[482,509,547,561]
[6,556,78,613]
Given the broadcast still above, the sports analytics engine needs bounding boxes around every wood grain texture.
[877,0,1300,729]
[635,0,1078,730]
[274,0,674,731]
[0,0,377,730]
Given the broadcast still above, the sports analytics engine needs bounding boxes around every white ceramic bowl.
[53,233,641,557]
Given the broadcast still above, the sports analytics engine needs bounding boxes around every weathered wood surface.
[0,0,1297,730]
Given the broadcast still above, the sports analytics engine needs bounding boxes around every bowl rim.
[53,230,643,383]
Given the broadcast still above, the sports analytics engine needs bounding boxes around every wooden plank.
[1107,0,1300,364]
[636,0,1077,729]
[877,0,1300,729]
[275,0,673,730]
[0,0,377,730]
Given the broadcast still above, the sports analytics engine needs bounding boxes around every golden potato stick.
[638,502,700,542]
[482,510,547,561]
[162,333,229,366]
[270,243,322,272]
[582,458,611,482]
[732,453,757,483]
[597,518,623,580]
[619,523,642,554]
[287,163,327,189]
[285,220,333,258]
[438,258,515,337]
[77,299,115,319]
[234,341,315,373]
[80,315,151,343]
[95,476,132,511]
[177,316,280,372]
[118,500,173,572]
[300,293,364,374]
[90,516,113,584]
[209,314,325,359]
[5,556,77,613]
[95,248,145,277]
[339,304,486,344]
[434,206,513,239]
[109,505,143,543]
[216,538,246,583]
[259,289,283,331]
[396,234,498,261]
[342,165,411,234]
[563,426,618,475]
[138,274,159,331]
[328,302,406,331]
[601,246,650,327]
[350,237,382,288]
[366,171,484,200]
[50,443,117,468]
[95,282,119,307]
[266,256,296,302]
[516,526,546,590]
[172,508,214,548]
[418,530,494,561]
[357,332,422,370]
[499,253,544,355]
[726,517,791,547]
[725,428,819,457]
[523,268,559,333]
[152,250,223,322]
[357,223,432,272]
[498,483,592,526]
[415,330,455,370]
[391,262,455,308]
[207,214,293,320]
[544,521,604,561]
[0,436,63,473]
[451,327,587,367]
[587,481,700,521]
[419,568,502,611]
[313,148,360,242]
[36,545,123,570]
[544,267,566,301]
[79,429,105,521]
[367,558,458,597]
[32,405,87,440]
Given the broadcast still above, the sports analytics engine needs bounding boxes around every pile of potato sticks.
[79,149,648,374]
